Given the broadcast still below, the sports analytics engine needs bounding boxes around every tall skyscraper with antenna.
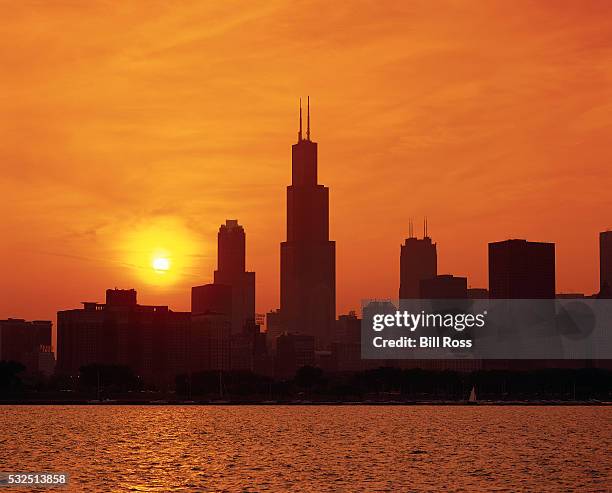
[399,218,437,299]
[280,98,336,349]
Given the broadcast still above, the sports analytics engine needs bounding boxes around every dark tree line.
[0,361,142,399]
[174,366,612,401]
[0,361,26,395]
[78,364,143,393]
[1,360,610,401]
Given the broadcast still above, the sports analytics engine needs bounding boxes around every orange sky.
[1,1,611,327]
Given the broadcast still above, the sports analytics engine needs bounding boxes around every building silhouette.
[191,312,232,372]
[399,220,437,299]
[213,220,256,333]
[600,230,612,298]
[334,311,361,345]
[57,289,191,387]
[488,239,555,299]
[192,222,267,372]
[330,311,364,373]
[487,240,558,370]
[231,320,269,374]
[0,319,54,375]
[191,284,233,372]
[274,332,315,379]
[420,274,468,299]
[192,283,233,317]
[265,309,285,353]
[280,98,335,349]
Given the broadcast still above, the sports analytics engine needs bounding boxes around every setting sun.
[152,257,170,272]
[120,217,206,287]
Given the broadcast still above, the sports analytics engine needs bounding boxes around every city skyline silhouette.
[2,100,611,375]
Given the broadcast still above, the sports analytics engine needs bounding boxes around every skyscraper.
[399,221,437,299]
[486,239,560,371]
[280,98,336,349]
[488,239,555,299]
[192,220,263,371]
[192,220,256,334]
[600,230,612,297]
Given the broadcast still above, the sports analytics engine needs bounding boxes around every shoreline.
[0,400,610,406]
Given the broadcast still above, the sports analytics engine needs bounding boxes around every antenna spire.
[298,98,303,142]
[306,96,311,141]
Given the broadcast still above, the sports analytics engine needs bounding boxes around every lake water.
[0,406,610,491]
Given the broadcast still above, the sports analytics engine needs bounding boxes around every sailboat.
[468,385,477,405]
